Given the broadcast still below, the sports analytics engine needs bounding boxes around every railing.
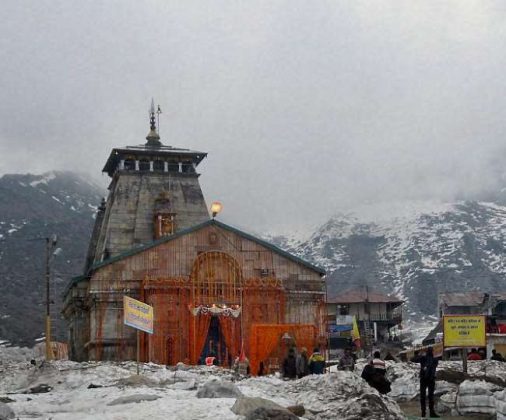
[328,309,403,323]
[367,310,402,322]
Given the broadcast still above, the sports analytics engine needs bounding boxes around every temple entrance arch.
[190,251,242,306]
[189,251,243,364]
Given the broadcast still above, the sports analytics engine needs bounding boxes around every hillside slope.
[273,200,506,319]
[0,171,103,345]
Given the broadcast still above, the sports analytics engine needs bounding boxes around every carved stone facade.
[91,170,209,263]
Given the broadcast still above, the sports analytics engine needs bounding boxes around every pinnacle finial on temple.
[146,98,161,147]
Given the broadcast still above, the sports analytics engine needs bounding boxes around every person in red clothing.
[467,348,482,360]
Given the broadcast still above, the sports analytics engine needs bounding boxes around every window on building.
[139,159,150,171]
[182,163,195,173]
[154,213,176,238]
[124,159,135,170]
[167,162,179,172]
[338,304,350,315]
[153,160,164,171]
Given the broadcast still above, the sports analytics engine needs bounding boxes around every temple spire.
[146,98,161,147]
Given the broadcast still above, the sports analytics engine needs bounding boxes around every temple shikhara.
[63,102,326,374]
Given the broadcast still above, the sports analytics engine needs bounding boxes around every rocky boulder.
[231,396,286,415]
[196,378,243,398]
[232,396,298,419]
[245,407,299,420]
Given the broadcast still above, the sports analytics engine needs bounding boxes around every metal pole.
[45,238,52,361]
[365,285,371,356]
[462,348,468,373]
[136,330,140,375]
[324,274,329,361]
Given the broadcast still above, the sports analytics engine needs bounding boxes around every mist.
[1,1,506,232]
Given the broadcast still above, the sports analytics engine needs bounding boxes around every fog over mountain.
[1,2,506,232]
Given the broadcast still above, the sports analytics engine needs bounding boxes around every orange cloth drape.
[190,313,211,364]
[249,324,317,376]
[219,316,241,360]
[249,326,282,376]
[292,325,318,355]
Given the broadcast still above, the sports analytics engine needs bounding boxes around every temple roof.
[64,220,326,296]
[439,292,486,307]
[102,144,207,176]
[88,219,326,276]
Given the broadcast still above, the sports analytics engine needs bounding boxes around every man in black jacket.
[282,347,297,379]
[412,347,439,418]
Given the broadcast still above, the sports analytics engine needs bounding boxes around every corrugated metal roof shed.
[439,292,485,307]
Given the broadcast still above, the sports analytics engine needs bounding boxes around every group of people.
[282,347,325,379]
[467,348,505,362]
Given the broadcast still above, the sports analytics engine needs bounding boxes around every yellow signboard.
[443,315,486,348]
[123,296,154,334]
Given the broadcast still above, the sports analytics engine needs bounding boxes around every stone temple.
[63,102,326,374]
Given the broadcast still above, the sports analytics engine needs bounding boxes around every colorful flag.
[351,316,361,349]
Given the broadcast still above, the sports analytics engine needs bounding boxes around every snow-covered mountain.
[271,200,506,319]
[3,170,506,345]
[0,171,104,345]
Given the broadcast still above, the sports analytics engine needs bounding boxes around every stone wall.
[94,171,209,262]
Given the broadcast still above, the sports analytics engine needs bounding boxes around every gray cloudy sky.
[1,1,506,233]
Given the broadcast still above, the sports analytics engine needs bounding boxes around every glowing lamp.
[210,201,223,218]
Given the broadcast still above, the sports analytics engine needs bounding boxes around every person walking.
[296,347,309,378]
[338,348,355,371]
[308,347,325,374]
[412,347,440,418]
[282,347,297,379]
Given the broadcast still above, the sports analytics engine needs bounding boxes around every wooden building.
[63,103,326,373]
[327,288,403,347]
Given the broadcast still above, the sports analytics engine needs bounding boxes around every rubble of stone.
[240,371,404,420]
[2,357,504,419]
[0,359,405,419]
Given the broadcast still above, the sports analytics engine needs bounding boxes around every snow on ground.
[0,345,35,363]
[2,352,505,419]
[0,360,404,420]
[401,318,439,346]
